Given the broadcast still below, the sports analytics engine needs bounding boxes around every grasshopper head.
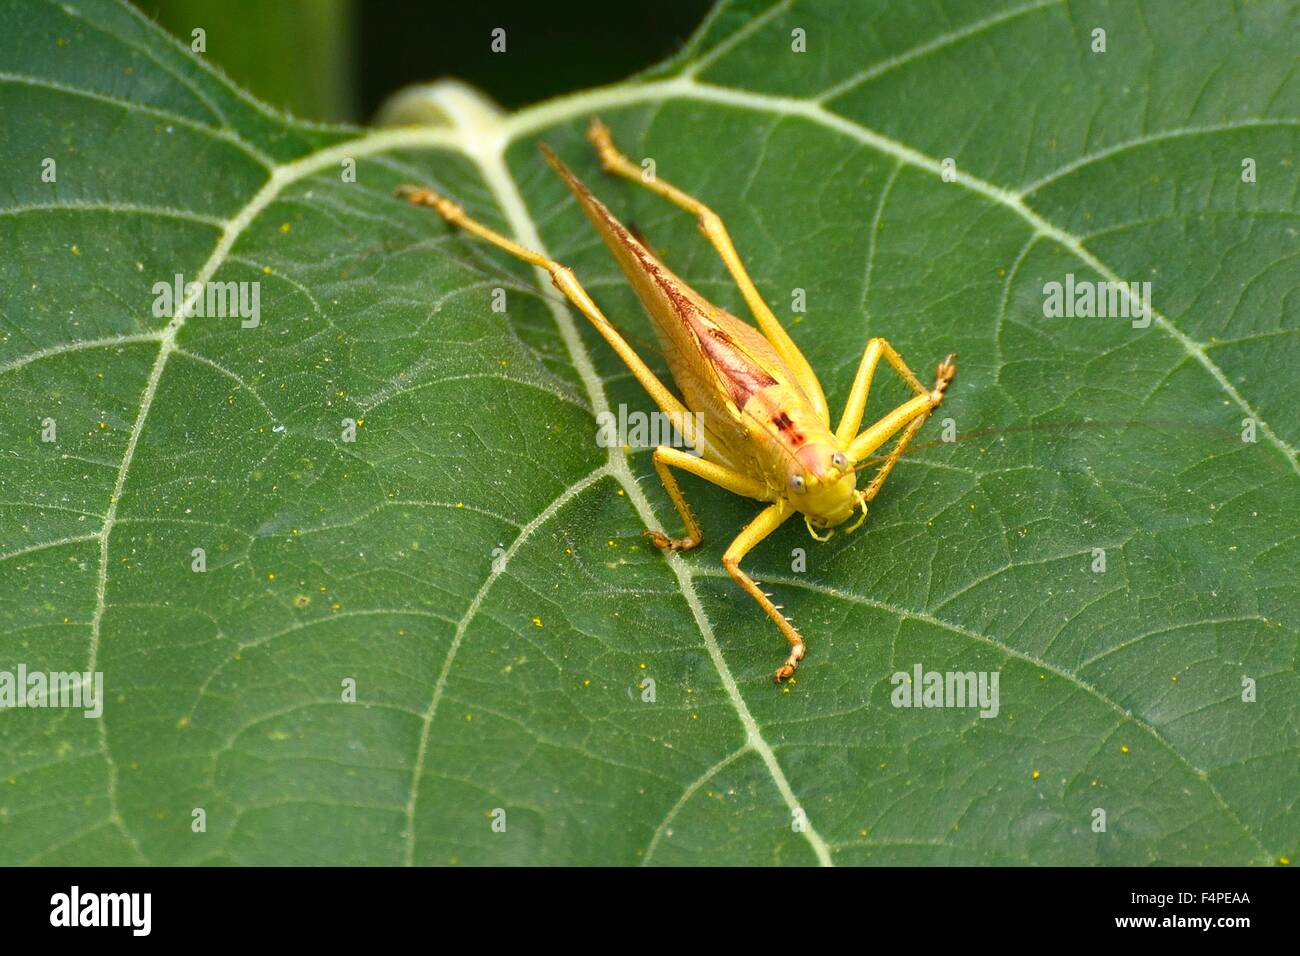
[784,442,865,540]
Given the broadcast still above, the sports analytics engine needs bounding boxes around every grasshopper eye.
[789,474,806,494]
[831,452,848,470]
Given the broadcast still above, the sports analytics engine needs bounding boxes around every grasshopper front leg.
[721,502,802,682]
[835,337,936,444]
[848,352,957,503]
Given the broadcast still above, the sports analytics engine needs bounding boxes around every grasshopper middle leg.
[645,445,769,552]
[586,119,830,425]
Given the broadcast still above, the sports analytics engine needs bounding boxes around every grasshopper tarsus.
[642,528,697,553]
[586,117,620,174]
[774,644,805,683]
[933,353,958,401]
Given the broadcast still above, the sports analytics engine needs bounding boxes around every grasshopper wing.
[540,145,819,472]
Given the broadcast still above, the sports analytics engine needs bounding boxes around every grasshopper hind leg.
[395,183,697,442]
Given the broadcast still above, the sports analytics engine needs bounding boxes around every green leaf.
[1,0,1295,865]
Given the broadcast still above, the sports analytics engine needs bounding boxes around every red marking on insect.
[771,411,805,446]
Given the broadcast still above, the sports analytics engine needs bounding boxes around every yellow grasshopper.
[399,120,955,683]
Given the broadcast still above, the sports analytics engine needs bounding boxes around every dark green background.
[144,0,712,122]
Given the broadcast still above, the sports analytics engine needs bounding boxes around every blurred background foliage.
[143,0,713,124]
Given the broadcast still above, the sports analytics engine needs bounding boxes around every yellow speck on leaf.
[583,679,591,687]
[1031,770,1040,780]
[1280,856,1291,865]
[266,572,276,581]
[176,716,189,729]
[279,222,291,234]
[639,662,646,670]
[330,602,341,611]
[531,616,543,628]
[1120,744,1130,754]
